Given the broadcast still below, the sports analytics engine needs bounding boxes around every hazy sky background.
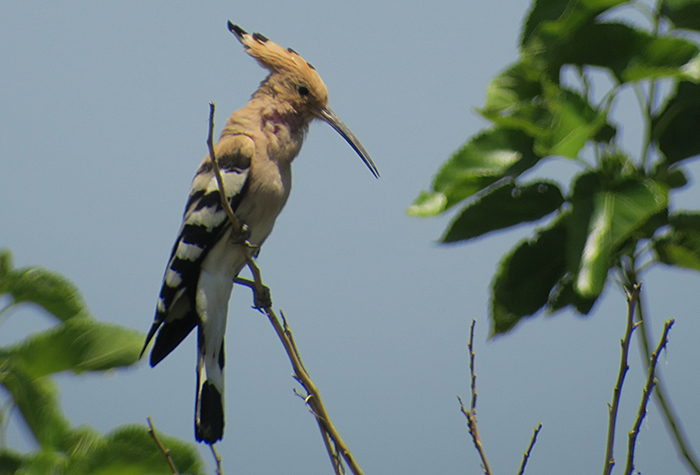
[2,1,699,473]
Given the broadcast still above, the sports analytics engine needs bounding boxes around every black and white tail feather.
[142,147,250,444]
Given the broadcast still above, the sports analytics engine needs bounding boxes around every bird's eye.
[298,85,309,97]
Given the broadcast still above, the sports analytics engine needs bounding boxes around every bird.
[141,21,379,444]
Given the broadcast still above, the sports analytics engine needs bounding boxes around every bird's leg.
[233,276,272,308]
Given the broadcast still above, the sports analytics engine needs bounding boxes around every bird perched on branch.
[141,21,379,444]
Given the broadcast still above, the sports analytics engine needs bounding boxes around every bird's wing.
[143,135,253,366]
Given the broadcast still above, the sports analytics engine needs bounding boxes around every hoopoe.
[141,22,379,444]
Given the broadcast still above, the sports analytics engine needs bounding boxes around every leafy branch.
[0,249,206,474]
[410,0,700,471]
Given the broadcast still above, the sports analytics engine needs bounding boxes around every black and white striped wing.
[143,146,251,366]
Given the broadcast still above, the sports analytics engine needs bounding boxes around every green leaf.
[653,162,690,189]
[661,0,700,31]
[410,127,541,215]
[1,265,87,322]
[0,249,12,282]
[491,218,567,335]
[0,360,72,450]
[406,190,447,217]
[567,171,668,298]
[0,450,24,475]
[530,22,700,83]
[14,450,68,475]
[479,64,615,159]
[654,212,700,271]
[7,318,143,377]
[653,81,700,164]
[521,0,627,48]
[534,85,613,158]
[481,61,545,117]
[441,181,564,243]
[64,425,205,475]
[547,275,599,315]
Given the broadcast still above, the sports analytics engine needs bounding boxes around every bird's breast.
[236,157,292,247]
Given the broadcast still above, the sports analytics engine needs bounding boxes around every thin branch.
[207,102,243,235]
[625,319,675,475]
[468,320,477,411]
[517,423,543,475]
[206,103,362,475]
[147,417,179,475]
[207,103,267,306]
[209,443,224,475]
[635,281,700,474]
[603,283,641,475]
[458,320,492,475]
[263,306,362,474]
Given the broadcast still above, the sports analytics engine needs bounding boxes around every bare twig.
[625,319,675,475]
[209,443,224,475]
[147,416,178,475]
[263,306,362,475]
[517,423,543,475]
[603,283,641,475]
[468,319,477,410]
[635,294,700,474]
[207,102,243,235]
[207,103,268,309]
[458,320,492,475]
[206,103,362,475]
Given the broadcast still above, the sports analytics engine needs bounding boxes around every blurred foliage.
[0,248,205,475]
[409,0,700,335]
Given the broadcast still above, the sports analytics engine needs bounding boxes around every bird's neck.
[222,94,309,165]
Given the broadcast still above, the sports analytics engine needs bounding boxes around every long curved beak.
[316,107,380,178]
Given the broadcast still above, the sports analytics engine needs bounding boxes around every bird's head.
[228,21,379,178]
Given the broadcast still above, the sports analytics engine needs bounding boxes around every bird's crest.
[228,22,326,95]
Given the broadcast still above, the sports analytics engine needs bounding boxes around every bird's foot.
[253,284,272,309]
[230,223,251,245]
[233,277,272,308]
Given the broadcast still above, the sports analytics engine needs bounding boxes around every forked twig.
[458,319,492,475]
[147,416,178,475]
[263,306,361,474]
[458,320,542,475]
[603,282,641,475]
[635,293,700,474]
[625,319,675,475]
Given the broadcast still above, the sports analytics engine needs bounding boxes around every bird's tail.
[195,327,225,443]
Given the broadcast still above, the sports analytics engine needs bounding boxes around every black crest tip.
[252,32,268,43]
[228,21,246,38]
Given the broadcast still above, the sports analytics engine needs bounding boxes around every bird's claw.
[253,284,272,309]
[231,223,251,245]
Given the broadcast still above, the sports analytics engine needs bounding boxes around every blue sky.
[2,1,700,473]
